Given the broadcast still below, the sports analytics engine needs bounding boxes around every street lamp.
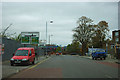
[46,20,53,44]
[49,34,53,45]
[45,20,53,57]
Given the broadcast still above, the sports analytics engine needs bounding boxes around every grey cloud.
[2,2,118,46]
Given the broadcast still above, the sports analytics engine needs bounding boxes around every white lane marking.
[105,75,113,78]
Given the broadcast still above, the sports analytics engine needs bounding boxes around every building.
[112,30,120,44]
[112,30,120,59]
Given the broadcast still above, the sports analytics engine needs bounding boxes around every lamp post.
[46,21,53,44]
[45,20,53,57]
[49,34,53,45]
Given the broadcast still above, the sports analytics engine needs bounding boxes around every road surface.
[8,55,119,78]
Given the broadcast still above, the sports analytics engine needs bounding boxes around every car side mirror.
[13,53,15,56]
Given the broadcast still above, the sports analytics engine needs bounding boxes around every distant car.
[56,53,59,55]
[10,47,35,66]
[70,53,77,55]
[59,53,62,55]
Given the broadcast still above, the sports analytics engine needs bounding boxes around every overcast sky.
[2,2,118,46]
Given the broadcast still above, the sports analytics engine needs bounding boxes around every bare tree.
[73,16,95,55]
[2,23,12,37]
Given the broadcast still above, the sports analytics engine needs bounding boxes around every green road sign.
[31,37,39,44]
[21,32,39,44]
[21,37,29,44]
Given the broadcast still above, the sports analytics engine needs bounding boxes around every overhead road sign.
[21,32,39,44]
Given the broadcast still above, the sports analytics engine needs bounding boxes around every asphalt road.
[9,55,119,78]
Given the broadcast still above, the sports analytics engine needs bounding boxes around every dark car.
[70,53,77,55]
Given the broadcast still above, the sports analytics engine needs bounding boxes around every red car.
[56,53,59,56]
[10,47,35,66]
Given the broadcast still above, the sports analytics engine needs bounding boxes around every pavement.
[2,55,48,79]
[79,55,119,64]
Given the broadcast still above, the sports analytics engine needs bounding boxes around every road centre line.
[26,57,51,70]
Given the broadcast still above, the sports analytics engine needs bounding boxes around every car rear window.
[15,50,29,56]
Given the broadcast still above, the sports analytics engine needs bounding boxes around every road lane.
[10,55,118,78]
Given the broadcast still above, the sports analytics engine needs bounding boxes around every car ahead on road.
[92,49,107,60]
[10,47,35,66]
[56,52,62,56]
[70,53,77,55]
[56,53,59,56]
